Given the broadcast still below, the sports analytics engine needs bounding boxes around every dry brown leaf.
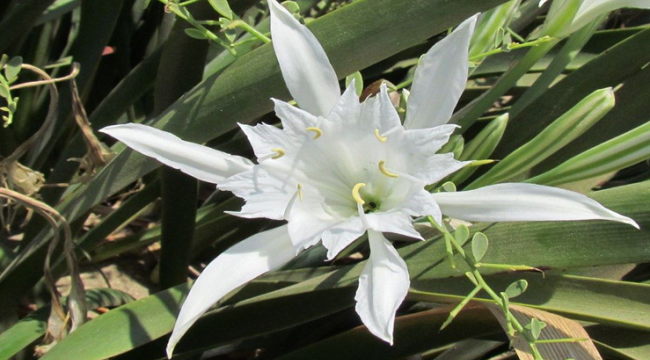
[486,303,601,360]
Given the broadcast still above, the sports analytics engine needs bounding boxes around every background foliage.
[0,0,649,359]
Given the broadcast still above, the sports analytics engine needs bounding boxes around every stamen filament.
[283,184,302,219]
[306,127,322,140]
[258,147,286,162]
[352,183,366,205]
[357,203,369,228]
[378,160,399,178]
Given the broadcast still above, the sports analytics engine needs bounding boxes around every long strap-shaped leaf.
[38,182,650,359]
[0,0,509,308]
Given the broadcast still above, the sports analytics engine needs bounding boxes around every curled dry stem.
[0,188,86,350]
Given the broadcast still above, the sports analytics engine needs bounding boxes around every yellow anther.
[352,183,366,205]
[378,160,399,178]
[306,127,322,139]
[374,129,387,143]
[297,184,303,202]
[271,148,285,159]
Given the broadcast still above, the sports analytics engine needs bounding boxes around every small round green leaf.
[441,181,457,193]
[504,279,528,299]
[5,56,22,82]
[208,0,233,20]
[184,28,208,40]
[345,72,363,96]
[471,232,489,262]
[530,318,546,339]
[282,1,301,15]
[454,224,470,246]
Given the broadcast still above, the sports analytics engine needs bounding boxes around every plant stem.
[427,217,545,359]
[233,20,271,44]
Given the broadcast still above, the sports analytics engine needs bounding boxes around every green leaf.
[468,88,615,189]
[446,113,508,186]
[454,225,470,246]
[0,289,133,360]
[441,181,457,193]
[494,27,650,164]
[208,0,233,20]
[471,232,489,262]
[37,182,650,359]
[282,1,301,15]
[4,56,22,82]
[345,71,363,96]
[504,279,528,299]
[1,0,509,306]
[469,0,520,58]
[276,273,650,359]
[184,28,208,40]
[529,318,546,339]
[0,0,57,55]
[0,84,8,99]
[527,120,650,186]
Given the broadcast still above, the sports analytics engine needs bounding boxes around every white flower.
[100,1,638,357]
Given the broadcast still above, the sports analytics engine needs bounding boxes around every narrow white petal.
[219,166,294,220]
[431,183,639,228]
[374,83,402,131]
[238,122,299,161]
[269,0,340,117]
[570,0,650,34]
[321,218,366,260]
[166,225,297,358]
[404,14,478,130]
[328,81,361,125]
[403,125,459,156]
[355,230,410,344]
[271,98,319,135]
[366,212,423,240]
[399,189,443,226]
[413,153,470,185]
[101,124,253,184]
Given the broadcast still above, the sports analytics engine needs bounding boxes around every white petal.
[286,197,341,251]
[269,0,340,117]
[431,183,639,228]
[404,14,478,130]
[398,189,443,226]
[166,225,297,358]
[570,0,650,34]
[366,211,423,240]
[219,165,294,220]
[355,230,410,344]
[238,122,299,161]
[328,81,361,126]
[403,125,459,156]
[413,153,470,185]
[100,124,253,184]
[321,218,366,260]
[360,83,402,132]
[272,99,319,135]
